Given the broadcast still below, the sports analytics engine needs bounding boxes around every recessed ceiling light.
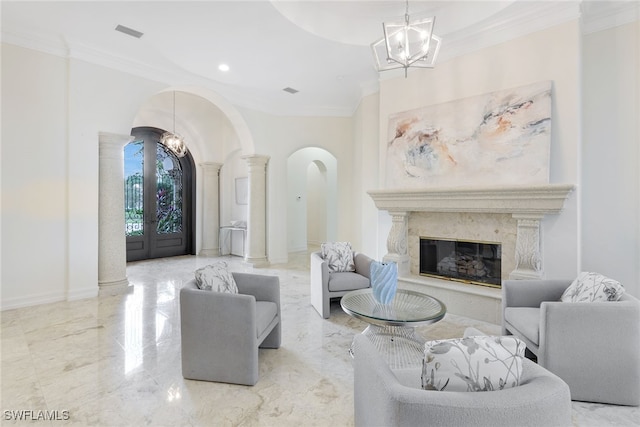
[283,87,299,94]
[218,64,230,72]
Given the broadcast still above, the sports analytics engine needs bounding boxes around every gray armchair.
[502,279,640,405]
[352,334,572,427]
[310,251,372,319]
[180,272,281,386]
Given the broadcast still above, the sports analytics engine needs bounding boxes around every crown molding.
[438,1,581,63]
[581,0,639,35]
[2,27,69,58]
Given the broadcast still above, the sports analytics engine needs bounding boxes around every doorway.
[287,147,337,253]
[125,127,195,262]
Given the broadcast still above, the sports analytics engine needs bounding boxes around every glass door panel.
[156,144,183,234]
[125,140,144,237]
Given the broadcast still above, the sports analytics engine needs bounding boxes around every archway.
[287,147,337,254]
[98,86,258,292]
[131,89,249,257]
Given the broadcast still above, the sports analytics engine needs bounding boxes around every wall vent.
[115,24,144,39]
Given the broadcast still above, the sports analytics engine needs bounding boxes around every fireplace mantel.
[368,184,575,280]
[368,184,575,215]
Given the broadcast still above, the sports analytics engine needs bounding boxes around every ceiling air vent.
[115,24,144,39]
[283,87,299,94]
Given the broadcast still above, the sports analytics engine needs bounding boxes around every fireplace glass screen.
[420,238,501,287]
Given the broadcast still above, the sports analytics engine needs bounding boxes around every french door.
[125,127,195,262]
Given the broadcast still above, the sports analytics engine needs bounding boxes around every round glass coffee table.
[341,288,446,368]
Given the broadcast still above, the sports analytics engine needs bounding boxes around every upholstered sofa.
[310,251,372,319]
[180,272,281,386]
[352,333,572,427]
[502,279,640,405]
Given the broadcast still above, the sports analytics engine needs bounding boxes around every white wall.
[1,44,70,306]
[352,93,381,259]
[582,20,640,296]
[220,150,249,228]
[369,21,582,279]
[306,162,328,246]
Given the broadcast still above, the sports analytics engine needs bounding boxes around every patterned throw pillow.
[321,242,355,273]
[560,271,625,302]
[422,335,525,392]
[194,262,238,293]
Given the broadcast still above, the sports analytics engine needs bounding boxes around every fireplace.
[420,238,501,288]
[367,184,575,323]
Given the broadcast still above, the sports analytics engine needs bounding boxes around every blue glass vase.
[370,261,398,305]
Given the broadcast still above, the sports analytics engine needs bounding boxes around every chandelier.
[160,91,187,158]
[371,0,442,77]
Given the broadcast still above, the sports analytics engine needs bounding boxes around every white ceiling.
[1,1,636,116]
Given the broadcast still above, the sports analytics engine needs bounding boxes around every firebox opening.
[419,237,502,288]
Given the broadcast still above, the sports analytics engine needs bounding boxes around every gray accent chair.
[310,251,372,319]
[502,279,640,406]
[352,334,572,427]
[180,272,281,386]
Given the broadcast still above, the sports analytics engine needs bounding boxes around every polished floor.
[2,253,639,426]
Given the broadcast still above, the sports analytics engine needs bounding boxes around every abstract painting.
[386,81,552,188]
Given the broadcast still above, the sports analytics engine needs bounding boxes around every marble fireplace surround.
[368,184,574,323]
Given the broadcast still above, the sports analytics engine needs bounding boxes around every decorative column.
[98,132,134,295]
[383,210,410,276]
[242,155,270,267]
[199,162,223,256]
[510,214,544,279]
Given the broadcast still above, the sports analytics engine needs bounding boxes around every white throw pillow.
[560,271,625,302]
[321,242,355,273]
[422,335,525,392]
[194,262,238,294]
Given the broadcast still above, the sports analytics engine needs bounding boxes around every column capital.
[200,162,223,171]
[242,154,270,168]
[388,210,409,219]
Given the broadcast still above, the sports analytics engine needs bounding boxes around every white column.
[242,155,270,267]
[383,210,410,276]
[199,162,223,257]
[98,132,133,295]
[510,214,544,279]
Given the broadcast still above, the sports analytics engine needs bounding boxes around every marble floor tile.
[1,253,638,426]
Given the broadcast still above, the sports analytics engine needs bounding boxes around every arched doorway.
[125,126,196,262]
[287,147,337,253]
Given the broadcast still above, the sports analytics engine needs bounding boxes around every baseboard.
[67,287,99,301]
[1,286,99,311]
[288,245,308,253]
[1,290,66,311]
